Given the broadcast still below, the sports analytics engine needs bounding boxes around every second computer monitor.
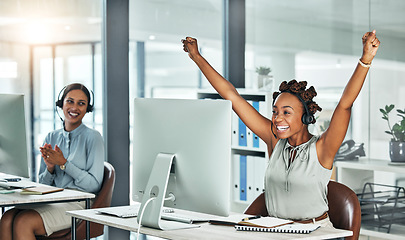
[0,93,29,178]
[132,98,231,217]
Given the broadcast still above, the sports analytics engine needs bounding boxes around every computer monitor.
[0,94,29,178]
[132,98,231,230]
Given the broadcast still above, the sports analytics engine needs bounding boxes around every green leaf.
[382,116,388,120]
[380,108,387,115]
[384,131,393,135]
[397,109,405,114]
[386,104,395,113]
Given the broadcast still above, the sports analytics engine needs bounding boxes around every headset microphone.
[56,108,64,122]
[270,121,277,139]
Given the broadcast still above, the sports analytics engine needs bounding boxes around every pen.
[241,215,261,221]
[5,178,21,182]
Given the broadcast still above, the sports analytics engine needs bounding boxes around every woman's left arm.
[318,30,380,169]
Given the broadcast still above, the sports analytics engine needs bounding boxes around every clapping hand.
[39,144,66,173]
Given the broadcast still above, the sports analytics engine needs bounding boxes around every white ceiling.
[0,0,403,51]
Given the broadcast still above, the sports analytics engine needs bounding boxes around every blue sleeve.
[63,131,105,193]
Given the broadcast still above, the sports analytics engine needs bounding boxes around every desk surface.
[0,173,95,207]
[67,206,353,240]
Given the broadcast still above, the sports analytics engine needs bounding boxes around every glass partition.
[246,0,405,162]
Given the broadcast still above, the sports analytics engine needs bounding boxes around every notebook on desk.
[20,186,64,195]
[235,223,321,234]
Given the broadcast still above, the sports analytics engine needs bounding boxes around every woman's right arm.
[38,135,56,185]
[182,37,275,148]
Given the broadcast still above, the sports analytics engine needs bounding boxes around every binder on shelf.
[250,101,268,151]
[254,156,267,197]
[231,112,239,147]
[239,155,247,201]
[232,154,240,202]
[247,155,255,202]
[238,118,247,147]
[246,101,254,149]
[251,101,260,149]
[258,101,268,150]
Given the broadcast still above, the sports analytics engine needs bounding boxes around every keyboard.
[97,205,139,218]
[0,181,34,190]
[97,205,210,224]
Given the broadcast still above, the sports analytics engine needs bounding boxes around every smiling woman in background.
[0,83,104,240]
[182,30,380,226]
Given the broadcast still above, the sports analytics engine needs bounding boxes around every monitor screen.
[132,98,231,218]
[0,94,29,178]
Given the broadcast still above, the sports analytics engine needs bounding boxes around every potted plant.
[255,66,273,91]
[255,66,272,76]
[380,104,405,163]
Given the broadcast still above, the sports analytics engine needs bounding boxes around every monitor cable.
[136,197,156,239]
[136,193,176,239]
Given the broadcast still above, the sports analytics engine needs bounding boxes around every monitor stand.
[137,153,200,230]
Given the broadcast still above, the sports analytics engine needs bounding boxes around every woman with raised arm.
[0,83,104,240]
[182,30,380,226]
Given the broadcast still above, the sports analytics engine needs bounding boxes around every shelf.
[335,158,405,174]
[232,146,266,155]
[335,157,405,239]
[361,224,405,240]
[198,89,270,213]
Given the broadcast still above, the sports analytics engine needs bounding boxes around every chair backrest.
[243,192,268,216]
[245,181,361,240]
[36,162,116,240]
[327,180,361,240]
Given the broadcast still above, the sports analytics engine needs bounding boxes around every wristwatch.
[60,163,66,170]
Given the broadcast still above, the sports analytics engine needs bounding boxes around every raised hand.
[361,30,380,64]
[181,37,200,61]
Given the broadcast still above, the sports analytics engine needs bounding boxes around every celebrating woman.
[182,30,380,226]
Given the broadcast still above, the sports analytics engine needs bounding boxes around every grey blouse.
[264,135,332,220]
[38,123,104,194]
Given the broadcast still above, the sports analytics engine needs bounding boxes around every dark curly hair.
[272,79,322,124]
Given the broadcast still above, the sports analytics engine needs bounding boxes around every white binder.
[231,111,239,147]
[232,153,240,202]
[247,155,256,203]
[254,156,267,198]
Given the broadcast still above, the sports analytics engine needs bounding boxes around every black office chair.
[36,162,116,240]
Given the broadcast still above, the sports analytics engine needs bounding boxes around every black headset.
[296,94,314,125]
[273,91,314,125]
[55,83,94,113]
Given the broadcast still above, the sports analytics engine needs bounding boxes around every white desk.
[0,173,95,208]
[67,205,353,240]
[1,173,95,239]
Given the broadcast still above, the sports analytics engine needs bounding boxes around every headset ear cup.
[302,114,314,125]
[55,100,63,109]
[87,104,94,113]
[86,89,94,113]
